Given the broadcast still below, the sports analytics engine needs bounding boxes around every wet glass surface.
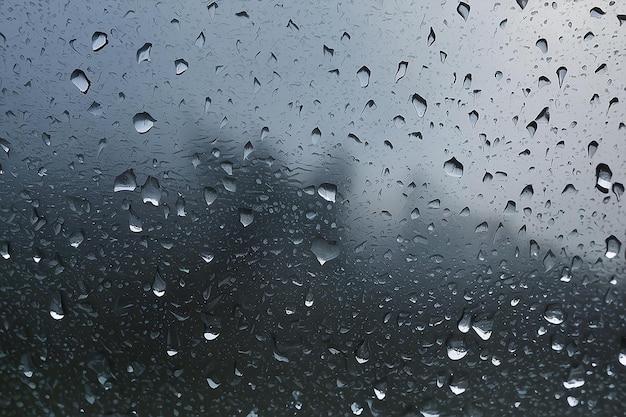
[0,1,625,416]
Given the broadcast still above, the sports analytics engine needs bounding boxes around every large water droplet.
[70,69,90,93]
[354,340,370,364]
[114,169,137,192]
[311,127,321,145]
[141,176,162,206]
[516,0,528,9]
[203,315,222,340]
[557,66,567,88]
[50,291,65,320]
[195,32,205,47]
[605,235,621,259]
[595,163,612,193]
[203,187,218,205]
[175,59,188,75]
[69,229,85,248]
[239,208,254,227]
[457,311,471,333]
[133,112,156,133]
[544,303,565,324]
[457,2,470,20]
[471,313,493,340]
[443,157,464,178]
[356,66,370,87]
[317,183,337,202]
[411,93,427,117]
[543,250,556,271]
[311,237,340,265]
[395,61,408,82]
[446,336,468,360]
[137,43,152,63]
[536,38,548,53]
[152,268,166,297]
[92,32,108,51]
[128,207,142,232]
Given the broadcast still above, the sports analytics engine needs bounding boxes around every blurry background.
[0,1,624,416]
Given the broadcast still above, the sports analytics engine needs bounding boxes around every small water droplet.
[427,27,436,46]
[446,336,468,360]
[69,229,85,248]
[355,340,370,364]
[457,311,471,333]
[128,207,142,233]
[133,112,156,133]
[516,0,528,10]
[468,110,479,127]
[311,127,321,145]
[543,303,565,324]
[239,208,254,227]
[207,2,218,19]
[536,38,548,53]
[311,237,340,265]
[543,250,556,271]
[152,268,166,297]
[356,66,370,87]
[203,187,218,205]
[595,163,612,193]
[141,176,162,206]
[70,69,90,93]
[471,313,493,340]
[556,66,567,88]
[443,157,464,178]
[526,121,537,137]
[195,32,205,47]
[590,7,605,18]
[50,291,65,320]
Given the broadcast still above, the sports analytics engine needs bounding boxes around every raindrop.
[427,27,436,46]
[354,340,370,364]
[458,311,471,333]
[535,107,550,123]
[468,110,478,127]
[318,183,337,202]
[516,0,528,9]
[472,314,493,340]
[543,303,565,324]
[203,315,222,340]
[92,32,108,51]
[446,336,468,360]
[543,250,556,271]
[203,187,218,205]
[50,291,65,320]
[356,66,370,87]
[457,2,470,21]
[239,208,254,227]
[463,73,472,89]
[605,235,621,259]
[175,195,186,216]
[619,337,626,366]
[443,157,464,178]
[175,59,188,75]
[311,237,340,265]
[526,121,537,137]
[0,138,10,156]
[222,176,237,192]
[595,163,612,193]
[70,69,90,93]
[411,93,427,117]
[69,229,85,248]
[590,7,605,18]
[556,66,567,88]
[141,176,162,206]
[114,169,137,192]
[449,372,469,395]
[538,76,551,88]
[411,208,420,219]
[311,127,321,145]
[195,32,205,48]
[207,2,218,19]
[204,97,211,113]
[152,268,166,297]
[535,38,548,53]
[0,242,10,260]
[136,43,152,63]
[133,112,156,133]
[612,183,624,200]
[563,364,585,389]
[166,328,180,356]
[395,61,408,82]
[128,207,142,232]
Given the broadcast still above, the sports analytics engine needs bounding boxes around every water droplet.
[373,380,387,400]
[114,169,137,192]
[152,268,166,297]
[443,157,464,178]
[536,38,548,53]
[556,66,567,88]
[543,303,565,324]
[471,314,493,340]
[612,183,624,200]
[563,364,585,389]
[619,337,626,366]
[128,207,142,232]
[203,187,218,205]
[526,121,537,137]
[175,195,186,216]
[446,336,468,360]
[351,402,363,415]
[590,7,605,18]
[133,112,156,133]
[311,237,340,265]
[207,2,218,19]
[356,66,370,87]
[69,229,85,248]
[457,2,470,20]
[605,235,621,259]
[141,176,162,206]
[70,69,90,93]
[427,27,436,46]
[317,183,337,202]
[136,43,152,63]
[91,32,108,51]
[411,93,427,117]
[195,32,205,47]
[200,252,214,263]
[166,328,180,356]
[222,176,237,192]
[395,61,408,82]
[458,311,471,333]
[175,59,188,75]
[239,208,254,227]
[595,163,612,193]
[50,291,65,320]
[0,137,11,156]
[243,141,254,160]
[411,208,420,219]
[463,73,472,89]
[516,0,528,9]
[0,241,10,260]
[203,315,221,340]
[543,250,556,271]
[468,110,479,127]
[449,372,469,395]
[354,340,370,364]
